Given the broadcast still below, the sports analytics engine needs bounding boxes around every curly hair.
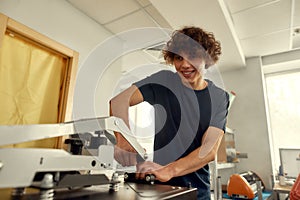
[163,26,221,68]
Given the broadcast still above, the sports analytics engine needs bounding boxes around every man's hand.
[114,132,137,166]
[136,161,174,182]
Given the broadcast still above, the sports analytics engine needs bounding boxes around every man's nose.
[182,59,192,67]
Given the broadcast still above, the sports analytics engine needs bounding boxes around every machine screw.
[145,174,155,185]
[11,187,25,197]
[40,174,54,200]
[143,153,149,160]
[41,173,54,189]
[109,172,120,192]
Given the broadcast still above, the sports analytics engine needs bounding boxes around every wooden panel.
[0,13,8,47]
[6,18,74,58]
[59,51,79,122]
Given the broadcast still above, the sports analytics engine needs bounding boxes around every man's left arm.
[137,126,224,182]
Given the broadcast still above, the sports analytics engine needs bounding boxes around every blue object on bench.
[223,191,272,200]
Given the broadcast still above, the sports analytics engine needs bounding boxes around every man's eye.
[174,55,183,60]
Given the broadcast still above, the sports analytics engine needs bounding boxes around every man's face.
[173,52,206,88]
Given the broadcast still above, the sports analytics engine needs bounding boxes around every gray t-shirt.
[133,70,229,197]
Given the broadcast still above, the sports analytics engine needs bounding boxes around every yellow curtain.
[0,32,66,148]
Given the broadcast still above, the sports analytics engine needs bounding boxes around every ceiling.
[67,0,300,72]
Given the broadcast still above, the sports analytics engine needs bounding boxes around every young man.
[110,26,229,200]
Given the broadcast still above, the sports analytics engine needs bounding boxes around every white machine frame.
[0,116,147,188]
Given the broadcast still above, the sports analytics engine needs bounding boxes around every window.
[265,70,300,174]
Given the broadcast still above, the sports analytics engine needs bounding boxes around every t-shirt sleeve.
[134,83,156,105]
[210,90,229,132]
[133,70,175,105]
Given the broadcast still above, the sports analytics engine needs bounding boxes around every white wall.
[221,57,273,189]
[0,0,112,67]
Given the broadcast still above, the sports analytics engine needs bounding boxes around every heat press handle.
[124,172,155,184]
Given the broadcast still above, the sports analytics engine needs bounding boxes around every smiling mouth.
[182,70,195,78]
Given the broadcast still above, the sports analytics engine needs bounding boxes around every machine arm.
[0,116,147,160]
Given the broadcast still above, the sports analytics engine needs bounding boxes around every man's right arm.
[109,85,144,166]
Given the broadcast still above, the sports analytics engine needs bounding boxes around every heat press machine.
[0,117,197,199]
[227,171,265,199]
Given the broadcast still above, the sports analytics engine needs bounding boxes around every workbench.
[272,182,292,200]
[17,182,198,200]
